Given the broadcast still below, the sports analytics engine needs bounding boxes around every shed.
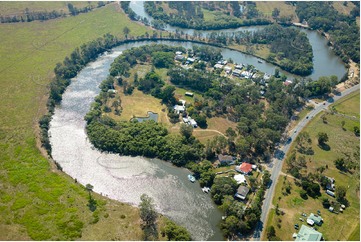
[175,55,185,61]
[307,213,323,226]
[235,185,250,200]
[185,92,194,97]
[326,190,335,197]
[295,225,323,241]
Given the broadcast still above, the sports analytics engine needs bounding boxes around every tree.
[162,220,191,241]
[123,26,130,38]
[272,8,280,19]
[335,185,347,202]
[317,132,328,145]
[140,194,158,240]
[161,85,176,104]
[180,123,193,139]
[266,225,276,240]
[140,194,157,225]
[341,120,346,130]
[220,215,239,239]
[354,126,360,136]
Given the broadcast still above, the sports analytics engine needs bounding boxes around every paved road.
[253,84,360,240]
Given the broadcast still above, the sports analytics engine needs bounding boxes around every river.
[129,0,347,81]
[49,3,348,241]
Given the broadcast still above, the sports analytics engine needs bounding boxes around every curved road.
[253,84,360,240]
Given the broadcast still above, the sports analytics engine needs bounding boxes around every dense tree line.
[204,24,314,76]
[295,1,360,63]
[0,2,108,23]
[86,116,204,167]
[143,1,271,30]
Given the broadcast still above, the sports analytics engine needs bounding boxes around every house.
[307,213,323,226]
[214,63,224,69]
[186,57,195,63]
[236,163,253,174]
[235,185,250,200]
[234,174,247,184]
[175,55,185,61]
[283,79,293,86]
[174,105,185,114]
[232,69,242,77]
[188,117,197,128]
[263,73,271,81]
[179,99,186,106]
[224,66,232,74]
[218,154,235,166]
[235,64,243,70]
[295,225,322,241]
[221,60,228,65]
[185,92,194,97]
[175,51,182,55]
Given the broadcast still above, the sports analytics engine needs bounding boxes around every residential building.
[218,154,235,166]
[235,185,250,200]
[295,225,323,241]
[235,163,253,174]
[234,174,247,184]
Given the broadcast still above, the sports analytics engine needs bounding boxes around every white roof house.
[214,63,224,69]
[224,66,232,73]
[234,174,247,184]
[175,51,182,55]
[174,105,185,114]
[235,64,243,69]
[186,57,195,63]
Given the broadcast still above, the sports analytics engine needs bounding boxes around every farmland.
[0,2,161,240]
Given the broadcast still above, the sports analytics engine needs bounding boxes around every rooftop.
[295,225,322,241]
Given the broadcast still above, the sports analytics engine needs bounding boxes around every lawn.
[264,93,360,241]
[107,89,170,126]
[332,91,360,118]
[255,1,298,22]
[0,2,160,240]
[332,1,355,16]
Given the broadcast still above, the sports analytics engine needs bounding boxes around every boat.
[258,60,263,63]
[188,174,196,182]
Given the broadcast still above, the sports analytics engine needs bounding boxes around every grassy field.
[256,1,298,22]
[332,91,360,118]
[108,89,170,125]
[0,2,162,240]
[263,91,360,241]
[332,1,355,16]
[0,1,95,16]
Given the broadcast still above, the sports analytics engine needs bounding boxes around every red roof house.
[236,163,253,174]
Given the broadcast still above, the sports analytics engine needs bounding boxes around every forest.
[294,1,360,63]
